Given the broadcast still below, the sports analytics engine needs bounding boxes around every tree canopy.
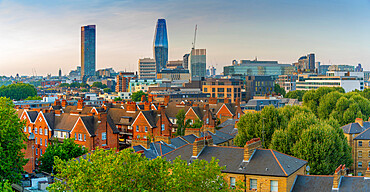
[285,90,307,101]
[235,104,352,175]
[103,88,112,93]
[0,83,37,100]
[39,138,87,173]
[92,82,107,89]
[25,96,42,100]
[48,148,230,192]
[0,97,28,184]
[274,84,286,96]
[130,91,147,102]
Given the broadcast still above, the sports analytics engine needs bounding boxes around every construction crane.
[192,25,197,50]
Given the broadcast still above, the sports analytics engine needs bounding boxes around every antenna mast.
[192,25,197,50]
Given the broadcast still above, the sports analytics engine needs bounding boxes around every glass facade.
[190,49,206,78]
[153,19,168,73]
[81,25,96,81]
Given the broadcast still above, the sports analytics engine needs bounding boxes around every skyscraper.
[189,49,206,79]
[153,19,168,73]
[81,25,96,82]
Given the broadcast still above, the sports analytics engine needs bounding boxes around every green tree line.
[0,83,37,100]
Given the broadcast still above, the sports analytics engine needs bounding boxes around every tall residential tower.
[153,19,168,73]
[81,25,96,82]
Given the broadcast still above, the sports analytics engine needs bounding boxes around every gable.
[185,108,200,120]
[70,117,92,136]
[35,111,52,131]
[216,104,233,117]
[132,112,153,128]
[91,107,99,114]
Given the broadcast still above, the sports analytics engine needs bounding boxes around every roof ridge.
[208,145,243,149]
[270,149,288,176]
[271,149,308,162]
[162,143,191,157]
[217,129,234,136]
[354,127,370,139]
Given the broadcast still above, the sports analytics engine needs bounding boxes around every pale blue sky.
[0,0,370,76]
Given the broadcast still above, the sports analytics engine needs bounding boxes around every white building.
[296,71,364,92]
[138,58,156,79]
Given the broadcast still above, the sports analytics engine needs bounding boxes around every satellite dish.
[306,165,310,172]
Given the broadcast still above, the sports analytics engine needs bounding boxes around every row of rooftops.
[341,118,370,140]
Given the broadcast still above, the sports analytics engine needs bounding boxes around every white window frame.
[145,126,148,132]
[24,127,27,132]
[45,128,48,135]
[45,139,47,147]
[40,138,42,146]
[270,180,278,192]
[84,134,86,141]
[230,177,236,188]
[36,148,38,156]
[40,128,43,135]
[35,137,38,144]
[250,179,257,190]
[102,132,107,141]
[136,126,139,132]
[78,133,82,141]
[35,127,38,134]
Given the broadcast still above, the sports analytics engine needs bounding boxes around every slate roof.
[225,103,236,115]
[107,108,139,125]
[54,114,79,131]
[341,123,364,134]
[106,114,119,134]
[43,112,55,129]
[141,111,158,128]
[354,127,370,140]
[290,175,333,192]
[217,119,238,128]
[133,141,176,160]
[27,111,39,122]
[219,124,238,135]
[201,131,235,145]
[170,137,189,148]
[80,116,96,136]
[181,134,198,143]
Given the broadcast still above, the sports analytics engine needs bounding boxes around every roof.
[107,114,119,134]
[170,137,189,148]
[80,116,96,136]
[181,134,198,144]
[43,112,55,130]
[341,123,364,134]
[225,103,236,115]
[141,111,158,128]
[339,176,370,191]
[27,111,39,122]
[354,127,370,140]
[107,108,139,125]
[219,124,238,135]
[217,119,238,128]
[54,114,79,131]
[291,175,333,192]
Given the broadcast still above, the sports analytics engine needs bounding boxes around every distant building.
[58,68,62,79]
[183,54,190,69]
[189,49,206,79]
[81,25,96,82]
[116,72,136,92]
[202,78,243,103]
[293,53,315,73]
[206,66,216,77]
[275,75,298,93]
[166,60,183,69]
[245,76,275,101]
[224,59,296,80]
[296,71,364,92]
[328,64,355,72]
[97,68,115,78]
[318,65,330,75]
[138,58,156,79]
[157,68,190,81]
[355,64,364,72]
[129,79,161,93]
[153,19,168,73]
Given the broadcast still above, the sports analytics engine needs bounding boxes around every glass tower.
[81,25,96,82]
[153,19,168,73]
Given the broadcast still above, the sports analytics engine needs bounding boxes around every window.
[35,127,38,134]
[161,124,165,131]
[368,141,370,147]
[84,134,86,141]
[128,126,132,130]
[212,88,215,92]
[24,127,27,132]
[75,133,77,140]
[359,162,362,168]
[36,148,38,156]
[230,177,236,188]
[40,149,42,156]
[250,179,257,190]
[270,180,278,192]
[145,126,148,132]
[40,128,42,135]
[40,138,42,146]
[35,137,38,144]
[219,114,222,119]
[45,129,48,135]
[369,151,370,157]
[78,134,82,141]
[45,139,47,147]
[238,113,240,118]
[227,88,232,92]
[136,126,139,132]
[358,172,363,176]
[204,88,208,92]
[206,118,209,124]
[102,132,107,140]
[359,141,363,147]
[359,151,363,158]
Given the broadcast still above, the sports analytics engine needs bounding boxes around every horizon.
[1,0,370,76]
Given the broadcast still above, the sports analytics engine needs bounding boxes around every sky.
[1,0,370,76]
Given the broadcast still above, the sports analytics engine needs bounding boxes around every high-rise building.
[81,25,96,82]
[138,58,156,79]
[293,53,315,73]
[153,19,168,73]
[308,53,315,71]
[189,49,206,79]
[116,72,135,92]
[183,54,190,69]
[166,60,183,69]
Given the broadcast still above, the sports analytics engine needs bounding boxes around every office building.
[166,60,183,69]
[116,72,136,92]
[189,49,206,79]
[293,53,315,73]
[206,66,216,77]
[157,68,190,81]
[355,64,364,72]
[202,78,243,103]
[245,76,275,100]
[138,58,156,79]
[296,71,364,92]
[328,65,355,72]
[224,59,296,80]
[183,54,190,69]
[153,19,168,73]
[275,75,298,93]
[81,25,96,82]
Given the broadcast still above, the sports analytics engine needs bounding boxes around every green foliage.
[130,91,148,102]
[0,97,28,184]
[176,109,186,136]
[114,97,122,101]
[103,88,112,93]
[274,84,286,96]
[236,104,353,175]
[190,119,203,129]
[25,95,42,100]
[48,148,229,192]
[69,82,80,88]
[285,90,307,101]
[39,138,87,173]
[0,83,37,100]
[92,82,107,89]
[58,83,70,87]
[0,180,12,192]
[81,88,88,92]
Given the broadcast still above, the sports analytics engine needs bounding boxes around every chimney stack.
[333,165,345,189]
[244,138,262,162]
[77,99,84,111]
[356,118,364,127]
[192,135,213,157]
[148,95,153,103]
[164,95,170,106]
[126,101,136,113]
[61,99,67,108]
[236,97,240,107]
[53,99,61,106]
[141,95,146,102]
[224,98,229,104]
[144,101,151,111]
[209,97,217,104]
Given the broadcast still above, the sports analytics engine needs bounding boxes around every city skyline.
[1,0,370,76]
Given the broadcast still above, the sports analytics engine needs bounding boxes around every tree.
[130,91,147,102]
[25,95,42,100]
[176,109,186,136]
[81,88,88,92]
[0,180,12,192]
[292,123,352,175]
[0,83,37,100]
[190,119,203,128]
[39,138,87,173]
[69,82,80,88]
[103,88,112,93]
[0,97,28,184]
[274,84,286,96]
[114,97,122,101]
[92,82,107,89]
[285,90,306,101]
[79,83,90,88]
[48,148,229,192]
[58,83,70,88]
